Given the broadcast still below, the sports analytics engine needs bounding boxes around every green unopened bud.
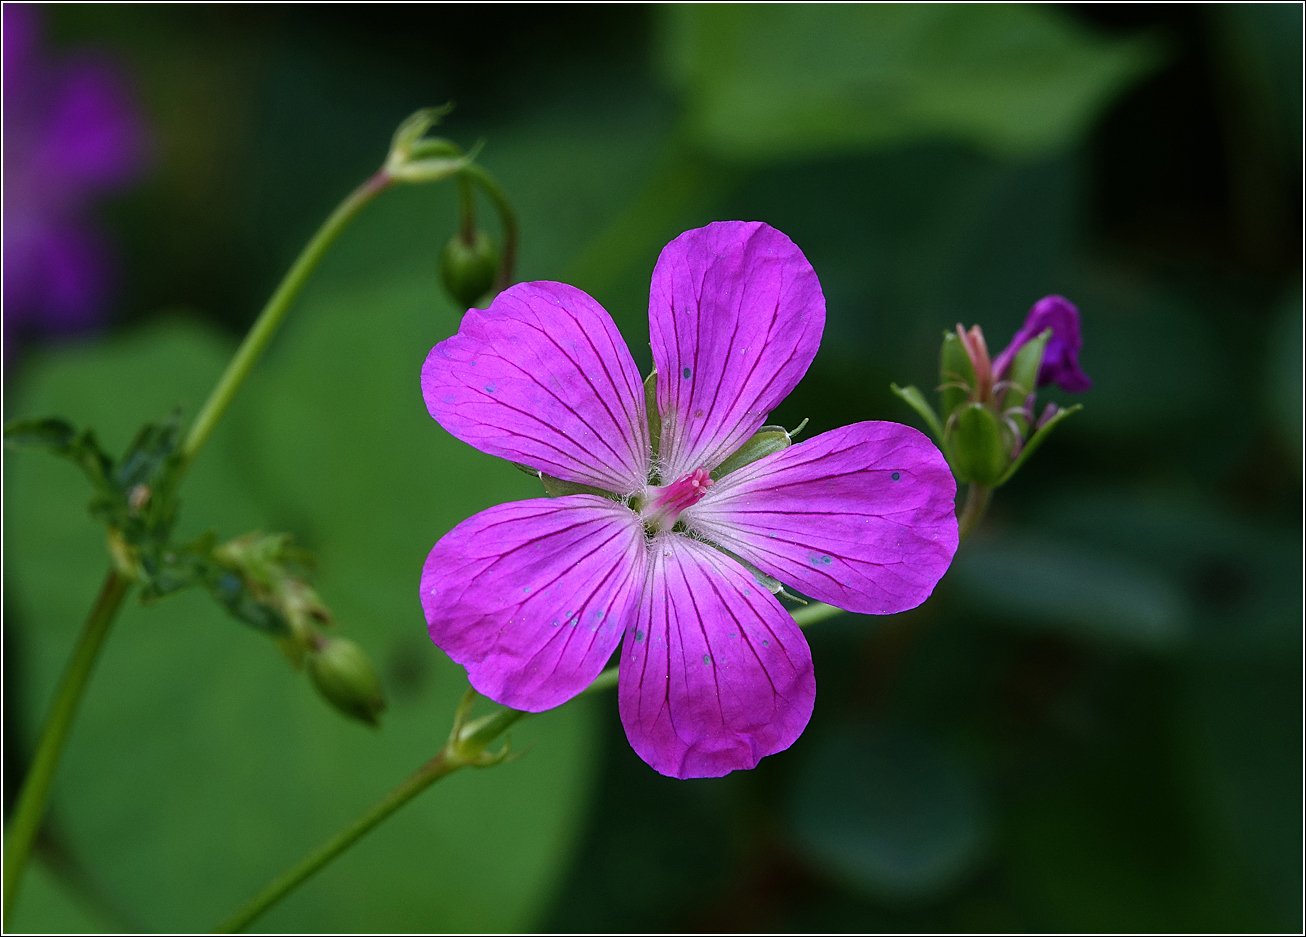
[440,231,499,309]
[307,637,387,727]
[939,330,977,418]
[950,403,1009,486]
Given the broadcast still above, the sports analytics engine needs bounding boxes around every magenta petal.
[685,421,958,615]
[422,495,647,711]
[423,281,651,494]
[618,533,815,779]
[649,221,825,480]
[992,294,1092,393]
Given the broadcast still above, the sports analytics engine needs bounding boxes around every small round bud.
[307,637,387,726]
[440,231,499,309]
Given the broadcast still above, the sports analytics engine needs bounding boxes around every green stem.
[215,596,852,932]
[215,751,454,933]
[957,483,992,542]
[5,168,402,924]
[460,163,518,294]
[3,568,133,925]
[455,174,477,246]
[179,168,393,471]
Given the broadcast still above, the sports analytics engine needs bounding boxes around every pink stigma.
[641,467,713,531]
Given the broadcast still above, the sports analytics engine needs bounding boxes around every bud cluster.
[893,295,1090,489]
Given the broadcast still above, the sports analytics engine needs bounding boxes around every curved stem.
[179,169,393,472]
[5,168,401,924]
[214,594,850,931]
[455,173,477,246]
[957,483,992,542]
[460,163,518,294]
[3,568,133,925]
[215,751,452,933]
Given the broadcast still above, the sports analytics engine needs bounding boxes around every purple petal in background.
[40,55,149,190]
[2,2,148,362]
[992,294,1092,393]
[421,495,647,711]
[618,533,815,779]
[686,421,958,615]
[423,281,651,495]
[649,221,825,481]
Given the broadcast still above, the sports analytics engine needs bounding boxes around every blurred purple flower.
[3,3,148,360]
[419,221,958,779]
[992,294,1092,393]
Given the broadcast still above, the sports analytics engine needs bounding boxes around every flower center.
[640,467,713,532]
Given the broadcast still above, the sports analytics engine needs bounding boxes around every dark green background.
[5,4,1301,932]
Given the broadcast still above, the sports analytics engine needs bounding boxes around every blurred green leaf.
[790,725,988,901]
[662,4,1161,162]
[1264,289,1302,458]
[955,534,1189,650]
[5,317,596,931]
[4,857,118,935]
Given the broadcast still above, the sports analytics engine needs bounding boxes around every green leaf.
[954,534,1189,650]
[5,417,115,495]
[995,403,1081,486]
[5,317,596,931]
[790,725,989,900]
[661,4,1162,162]
[889,383,946,446]
[4,416,78,450]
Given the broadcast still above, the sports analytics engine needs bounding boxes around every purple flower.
[991,294,1091,393]
[420,222,958,778]
[3,3,148,361]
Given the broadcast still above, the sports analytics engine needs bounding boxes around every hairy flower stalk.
[421,221,958,779]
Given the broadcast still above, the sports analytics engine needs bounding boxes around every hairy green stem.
[3,568,133,925]
[180,169,393,470]
[957,482,992,542]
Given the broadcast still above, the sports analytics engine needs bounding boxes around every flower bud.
[949,403,1009,486]
[440,231,499,309]
[307,637,387,727]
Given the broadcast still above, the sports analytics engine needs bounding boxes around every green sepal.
[889,383,946,445]
[306,637,388,727]
[384,105,478,184]
[951,403,1009,485]
[995,404,1082,487]
[939,330,976,418]
[713,424,793,479]
[644,370,662,468]
[439,230,499,308]
[1000,327,1051,419]
[709,543,807,605]
[509,461,620,499]
[538,473,617,499]
[389,105,454,158]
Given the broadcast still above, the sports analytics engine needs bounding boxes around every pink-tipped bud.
[956,324,994,404]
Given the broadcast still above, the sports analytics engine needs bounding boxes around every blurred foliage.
[662,4,1161,161]
[5,2,1301,933]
